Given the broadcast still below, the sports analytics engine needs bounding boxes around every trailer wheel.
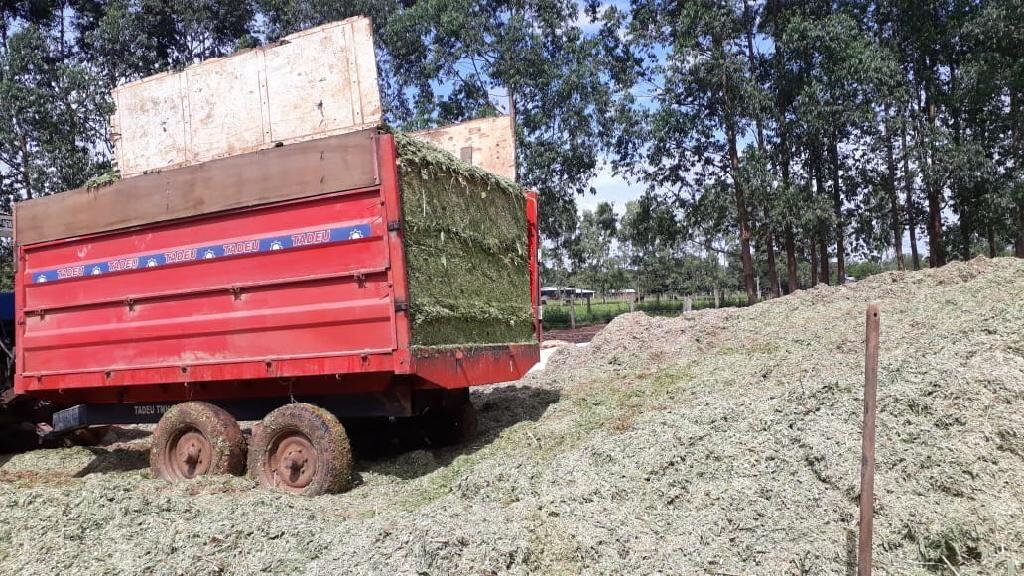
[150,402,246,481]
[248,403,352,496]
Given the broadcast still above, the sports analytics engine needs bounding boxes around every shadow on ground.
[72,446,150,477]
[351,385,561,481]
[0,437,150,483]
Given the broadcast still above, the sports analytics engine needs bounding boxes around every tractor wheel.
[150,402,246,481]
[248,403,352,496]
[423,394,478,447]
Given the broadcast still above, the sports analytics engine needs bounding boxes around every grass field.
[541,294,746,329]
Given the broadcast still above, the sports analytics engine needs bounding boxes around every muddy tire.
[150,402,246,481]
[424,396,478,447]
[248,403,352,496]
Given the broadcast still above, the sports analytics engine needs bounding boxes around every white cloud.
[578,161,644,215]
[572,0,632,35]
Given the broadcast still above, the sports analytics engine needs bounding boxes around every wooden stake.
[569,294,576,330]
[859,303,880,576]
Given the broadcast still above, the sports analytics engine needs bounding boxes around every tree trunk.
[569,295,576,330]
[744,5,777,300]
[765,231,780,298]
[1013,92,1023,258]
[908,214,922,269]
[769,0,795,293]
[883,114,905,270]
[959,208,972,261]
[813,154,830,285]
[18,132,33,200]
[784,227,798,292]
[818,232,830,285]
[987,225,997,258]
[1017,202,1024,258]
[949,60,972,263]
[925,180,945,266]
[827,137,845,283]
[901,117,922,270]
[922,81,946,267]
[720,50,757,305]
[810,238,819,286]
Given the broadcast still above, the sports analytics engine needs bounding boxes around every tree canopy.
[1,0,1021,298]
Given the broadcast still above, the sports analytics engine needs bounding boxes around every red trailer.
[11,128,540,495]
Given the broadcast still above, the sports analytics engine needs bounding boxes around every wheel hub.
[168,429,212,479]
[268,433,317,492]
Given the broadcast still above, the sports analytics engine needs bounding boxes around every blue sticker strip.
[31,223,372,284]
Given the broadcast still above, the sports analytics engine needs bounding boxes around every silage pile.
[0,257,1022,575]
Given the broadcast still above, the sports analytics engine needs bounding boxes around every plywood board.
[110,73,189,175]
[111,17,382,177]
[184,49,266,160]
[18,129,380,245]
[410,116,517,181]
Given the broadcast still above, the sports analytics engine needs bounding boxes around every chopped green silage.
[83,170,120,189]
[394,133,534,348]
[1,258,1023,575]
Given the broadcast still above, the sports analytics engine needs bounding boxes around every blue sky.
[578,162,643,215]
[572,0,650,216]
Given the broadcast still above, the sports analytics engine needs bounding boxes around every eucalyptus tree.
[627,0,761,304]
[961,0,1024,257]
[783,3,903,282]
[762,0,805,290]
[619,195,680,299]
[6,0,1024,300]
[74,0,257,84]
[0,25,112,206]
[574,202,618,297]
[885,0,966,266]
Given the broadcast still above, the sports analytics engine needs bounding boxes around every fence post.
[859,303,880,576]
[569,295,576,330]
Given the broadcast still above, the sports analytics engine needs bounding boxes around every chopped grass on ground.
[0,257,1021,575]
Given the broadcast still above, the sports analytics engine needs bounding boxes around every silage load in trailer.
[394,133,535,348]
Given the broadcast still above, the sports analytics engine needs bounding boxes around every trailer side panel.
[17,185,397,396]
